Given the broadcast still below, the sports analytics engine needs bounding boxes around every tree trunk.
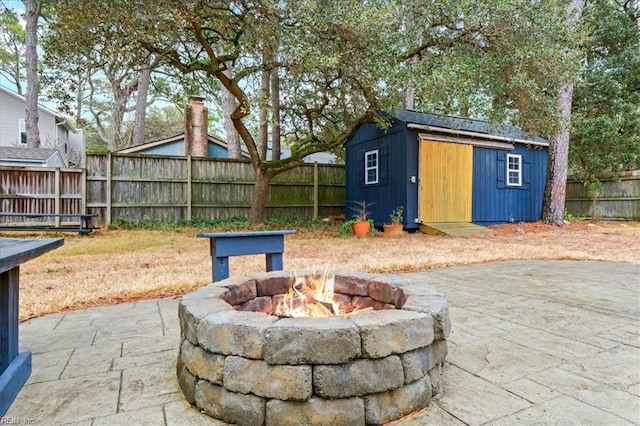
[250,169,273,224]
[402,54,418,110]
[132,60,152,146]
[270,67,281,161]
[259,68,270,160]
[542,0,584,225]
[218,46,241,158]
[542,83,574,225]
[24,0,41,148]
[109,101,126,151]
[222,81,240,157]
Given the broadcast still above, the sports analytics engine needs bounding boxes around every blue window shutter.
[379,144,388,185]
[496,152,506,189]
[358,149,365,186]
[523,157,531,190]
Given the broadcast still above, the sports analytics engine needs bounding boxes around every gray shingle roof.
[0,147,60,161]
[391,109,547,144]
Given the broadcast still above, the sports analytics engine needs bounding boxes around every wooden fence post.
[106,153,112,225]
[54,168,61,227]
[313,162,319,220]
[187,156,192,221]
[81,168,87,214]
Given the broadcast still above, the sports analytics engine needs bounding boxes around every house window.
[506,154,522,186]
[19,119,26,144]
[365,150,378,184]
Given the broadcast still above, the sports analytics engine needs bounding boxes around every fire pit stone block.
[349,309,434,358]
[195,380,266,425]
[237,296,273,313]
[178,271,451,425]
[266,396,365,426]
[264,317,361,365]
[197,310,278,359]
[364,374,432,424]
[368,280,406,306]
[224,356,312,400]
[401,345,438,384]
[254,274,294,296]
[180,339,225,385]
[222,279,257,305]
[403,295,452,340]
[313,356,405,398]
[176,358,197,405]
[178,296,234,345]
[333,271,377,296]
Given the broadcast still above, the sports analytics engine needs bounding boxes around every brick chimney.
[184,96,208,157]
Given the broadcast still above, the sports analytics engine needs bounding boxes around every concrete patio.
[5,260,640,425]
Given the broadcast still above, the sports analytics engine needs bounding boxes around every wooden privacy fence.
[0,167,85,227]
[1,154,345,228]
[565,170,640,220]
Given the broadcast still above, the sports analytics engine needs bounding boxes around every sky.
[1,1,23,10]
[0,0,24,90]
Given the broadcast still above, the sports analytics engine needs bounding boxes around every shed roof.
[391,109,548,146]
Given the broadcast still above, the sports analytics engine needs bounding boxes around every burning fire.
[273,271,372,318]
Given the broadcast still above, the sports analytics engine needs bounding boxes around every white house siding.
[0,88,26,146]
[0,87,60,148]
[68,131,86,167]
[0,86,86,167]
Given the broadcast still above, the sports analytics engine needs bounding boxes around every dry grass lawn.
[6,220,640,321]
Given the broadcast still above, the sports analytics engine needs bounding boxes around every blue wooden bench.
[0,237,64,415]
[197,230,297,282]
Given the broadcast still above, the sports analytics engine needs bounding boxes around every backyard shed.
[344,109,549,233]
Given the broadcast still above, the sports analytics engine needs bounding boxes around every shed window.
[19,119,26,144]
[365,150,379,184]
[506,154,522,186]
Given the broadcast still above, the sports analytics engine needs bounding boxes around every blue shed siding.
[404,130,420,227]
[138,140,184,156]
[207,142,229,158]
[345,110,549,228]
[472,145,547,225]
[345,120,418,228]
[131,139,230,158]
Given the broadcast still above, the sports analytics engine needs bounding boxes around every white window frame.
[18,118,27,144]
[506,153,522,186]
[364,149,379,185]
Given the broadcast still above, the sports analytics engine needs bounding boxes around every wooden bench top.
[0,238,65,273]
[197,230,297,238]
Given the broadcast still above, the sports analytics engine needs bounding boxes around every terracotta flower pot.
[351,220,371,237]
[383,223,403,236]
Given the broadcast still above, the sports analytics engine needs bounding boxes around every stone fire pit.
[177,271,451,425]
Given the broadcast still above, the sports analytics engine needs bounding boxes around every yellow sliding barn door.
[418,140,473,223]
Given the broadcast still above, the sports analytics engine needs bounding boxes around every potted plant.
[383,206,404,236]
[350,200,372,237]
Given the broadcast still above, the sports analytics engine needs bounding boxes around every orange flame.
[274,271,343,318]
